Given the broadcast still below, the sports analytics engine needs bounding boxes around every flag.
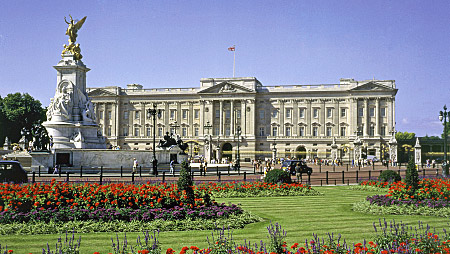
[228,46,235,51]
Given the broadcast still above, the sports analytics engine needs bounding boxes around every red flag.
[228,46,235,51]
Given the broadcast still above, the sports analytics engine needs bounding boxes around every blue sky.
[1,0,449,136]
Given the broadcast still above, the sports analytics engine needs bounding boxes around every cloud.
[401,117,408,124]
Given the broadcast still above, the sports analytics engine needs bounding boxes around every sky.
[0,0,449,137]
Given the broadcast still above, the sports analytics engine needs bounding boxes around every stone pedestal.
[414,137,421,165]
[43,53,106,149]
[389,135,398,166]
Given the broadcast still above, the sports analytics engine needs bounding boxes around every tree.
[177,161,195,205]
[395,131,416,140]
[0,93,46,144]
[405,158,419,195]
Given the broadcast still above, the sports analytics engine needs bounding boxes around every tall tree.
[395,131,416,140]
[1,93,46,143]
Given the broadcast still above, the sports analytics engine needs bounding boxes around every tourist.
[170,159,174,174]
[133,158,138,173]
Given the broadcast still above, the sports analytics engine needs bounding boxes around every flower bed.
[195,181,320,198]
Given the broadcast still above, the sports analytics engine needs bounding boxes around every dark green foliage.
[378,170,401,183]
[0,93,46,144]
[395,131,416,140]
[177,161,195,205]
[264,169,292,184]
[405,158,419,194]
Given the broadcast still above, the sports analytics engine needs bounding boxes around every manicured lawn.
[1,186,449,253]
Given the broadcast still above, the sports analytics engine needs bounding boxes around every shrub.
[177,161,195,205]
[264,169,292,184]
[378,170,401,183]
[405,158,419,194]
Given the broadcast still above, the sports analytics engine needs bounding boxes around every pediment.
[198,82,255,94]
[349,82,394,92]
[88,89,117,97]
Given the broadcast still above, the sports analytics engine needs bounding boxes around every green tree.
[405,158,419,195]
[177,161,195,205]
[395,131,416,140]
[0,93,46,143]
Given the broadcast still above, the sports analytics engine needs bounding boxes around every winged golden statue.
[61,15,87,60]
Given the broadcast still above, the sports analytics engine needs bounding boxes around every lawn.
[1,186,449,253]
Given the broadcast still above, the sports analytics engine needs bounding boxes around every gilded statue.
[61,15,87,60]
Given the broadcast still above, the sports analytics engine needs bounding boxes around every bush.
[405,158,419,194]
[177,161,195,205]
[264,169,292,184]
[378,170,401,183]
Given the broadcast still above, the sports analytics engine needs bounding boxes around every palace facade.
[87,77,397,162]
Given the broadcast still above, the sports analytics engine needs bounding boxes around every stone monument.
[43,15,106,149]
[414,137,421,166]
[389,131,398,166]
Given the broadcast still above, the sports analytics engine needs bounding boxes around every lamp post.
[171,121,180,135]
[235,126,241,171]
[147,103,161,175]
[203,121,213,162]
[439,105,448,177]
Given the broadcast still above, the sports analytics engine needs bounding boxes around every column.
[392,97,396,131]
[140,103,146,137]
[115,100,120,138]
[350,98,357,136]
[164,102,169,134]
[189,102,194,137]
[249,99,256,136]
[306,99,312,136]
[321,99,326,136]
[241,100,247,136]
[364,98,369,136]
[375,98,380,136]
[219,100,224,136]
[200,100,205,136]
[279,100,285,136]
[230,100,235,135]
[293,100,298,136]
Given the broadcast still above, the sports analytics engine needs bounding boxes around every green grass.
[1,186,449,253]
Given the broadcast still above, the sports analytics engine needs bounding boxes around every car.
[0,161,28,184]
[281,160,313,176]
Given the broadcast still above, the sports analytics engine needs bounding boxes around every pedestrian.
[53,164,59,174]
[133,158,138,173]
[170,159,174,174]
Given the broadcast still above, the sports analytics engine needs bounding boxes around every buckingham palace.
[87,77,398,162]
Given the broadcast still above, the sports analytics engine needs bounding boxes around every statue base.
[43,121,106,149]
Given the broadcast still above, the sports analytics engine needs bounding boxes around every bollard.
[38,166,41,177]
[320,164,322,173]
[139,166,142,177]
[132,172,135,183]
[398,169,401,177]
[326,171,329,185]
[100,166,103,185]
[308,174,311,185]
[369,170,371,180]
[216,166,219,176]
[356,171,359,183]
[423,167,425,178]
[218,171,221,182]
[253,165,256,174]
[333,164,335,172]
[238,166,240,175]
[228,166,230,176]
[358,165,361,171]
[59,166,62,177]
[346,164,348,172]
[347,179,349,185]
[66,172,70,182]
[32,171,36,183]
[244,172,247,182]
[387,163,389,170]
[173,167,176,177]
[372,163,375,171]
[162,171,166,183]
[334,179,336,185]
[80,166,83,178]
[120,166,123,177]
[342,171,345,184]
[321,179,323,186]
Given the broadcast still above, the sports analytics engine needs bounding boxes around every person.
[204,161,208,174]
[53,164,60,174]
[133,158,138,173]
[170,159,175,174]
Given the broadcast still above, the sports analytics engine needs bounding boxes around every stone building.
[87,77,397,162]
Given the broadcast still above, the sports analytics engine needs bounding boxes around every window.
[326,127,332,137]
[135,111,140,119]
[369,126,375,136]
[272,126,278,136]
[369,108,375,117]
[273,109,278,118]
[226,110,231,119]
[299,126,304,136]
[170,109,176,120]
[380,108,386,117]
[182,109,188,119]
[215,109,220,118]
[327,108,332,118]
[260,110,265,119]
[123,126,129,136]
[299,108,305,118]
[236,110,241,119]
[146,127,151,136]
[194,109,200,119]
[340,127,346,137]
[380,126,386,136]
[108,111,112,119]
[159,110,164,119]
[286,108,292,118]
[259,127,265,136]
[124,111,129,120]
[194,127,199,136]
[285,126,291,136]
[182,127,187,137]
[107,126,111,136]
[313,108,319,118]
[340,108,346,117]
[214,127,220,136]
[225,127,230,136]
[134,127,140,136]
[312,127,318,136]
[358,108,364,117]
[158,127,163,137]
[99,111,104,119]
[170,127,175,134]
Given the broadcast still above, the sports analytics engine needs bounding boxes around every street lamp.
[147,103,161,175]
[439,105,448,177]
[171,121,180,134]
[235,126,241,171]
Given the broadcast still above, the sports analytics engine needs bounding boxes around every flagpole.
[233,45,236,78]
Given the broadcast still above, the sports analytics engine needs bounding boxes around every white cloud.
[401,117,409,124]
